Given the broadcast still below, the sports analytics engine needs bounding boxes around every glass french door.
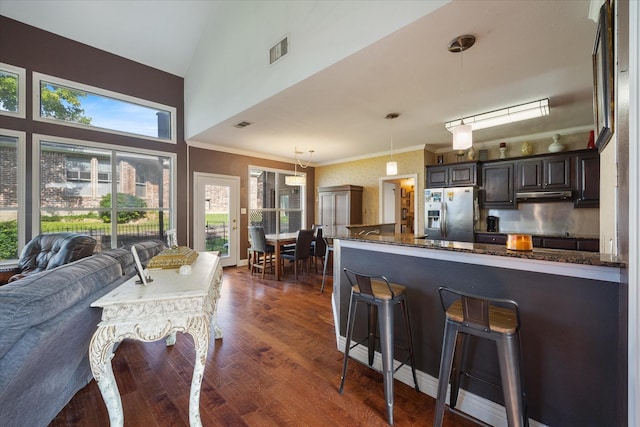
[193,173,239,267]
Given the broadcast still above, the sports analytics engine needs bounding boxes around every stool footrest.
[459,370,502,391]
[344,347,413,375]
[446,405,493,427]
[348,336,370,352]
[348,337,414,354]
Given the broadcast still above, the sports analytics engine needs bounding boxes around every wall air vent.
[269,36,288,64]
[233,121,253,128]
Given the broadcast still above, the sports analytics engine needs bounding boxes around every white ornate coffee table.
[89,251,223,427]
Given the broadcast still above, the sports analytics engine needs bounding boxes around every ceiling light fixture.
[448,34,475,150]
[445,98,550,132]
[285,147,314,186]
[385,112,399,176]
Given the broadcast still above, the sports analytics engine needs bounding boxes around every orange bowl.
[506,234,533,251]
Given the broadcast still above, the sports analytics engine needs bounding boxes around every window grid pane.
[40,140,173,251]
[35,72,175,142]
[0,70,19,114]
[0,135,19,260]
[249,167,304,234]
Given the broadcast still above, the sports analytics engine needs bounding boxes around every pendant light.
[285,147,314,186]
[448,34,475,150]
[385,112,399,175]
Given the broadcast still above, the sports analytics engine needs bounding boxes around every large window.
[35,135,175,251]
[248,167,305,234]
[33,72,176,143]
[0,63,26,119]
[0,130,25,262]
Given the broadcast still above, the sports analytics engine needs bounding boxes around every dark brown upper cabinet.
[481,161,516,208]
[515,154,572,191]
[426,162,478,188]
[574,150,600,207]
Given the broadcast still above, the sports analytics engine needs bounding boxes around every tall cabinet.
[318,185,363,236]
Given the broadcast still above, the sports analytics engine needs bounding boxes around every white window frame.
[0,128,26,264]
[248,165,306,234]
[32,134,177,248]
[32,72,177,144]
[0,62,26,119]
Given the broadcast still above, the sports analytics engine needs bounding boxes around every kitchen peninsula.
[331,234,624,427]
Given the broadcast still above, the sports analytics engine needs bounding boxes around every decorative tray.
[147,246,199,269]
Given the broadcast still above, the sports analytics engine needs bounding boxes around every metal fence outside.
[42,223,164,252]
[41,222,230,254]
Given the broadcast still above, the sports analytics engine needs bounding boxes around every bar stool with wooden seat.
[339,268,420,425]
[434,287,527,427]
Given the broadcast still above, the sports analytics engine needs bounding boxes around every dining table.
[264,232,298,280]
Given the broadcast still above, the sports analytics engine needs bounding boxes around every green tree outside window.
[0,71,18,113]
[40,83,92,124]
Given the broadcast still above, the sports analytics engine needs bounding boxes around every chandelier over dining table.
[285,147,314,186]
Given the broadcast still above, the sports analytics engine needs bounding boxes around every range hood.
[516,190,573,201]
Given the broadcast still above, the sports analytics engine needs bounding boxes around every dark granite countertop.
[334,233,625,268]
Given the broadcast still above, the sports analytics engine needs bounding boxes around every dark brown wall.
[0,16,187,243]
[189,147,315,261]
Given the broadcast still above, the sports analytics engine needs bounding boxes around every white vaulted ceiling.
[0,0,599,164]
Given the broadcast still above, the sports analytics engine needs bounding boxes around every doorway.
[193,172,240,267]
[379,174,418,235]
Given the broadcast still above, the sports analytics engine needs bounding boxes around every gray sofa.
[0,240,165,427]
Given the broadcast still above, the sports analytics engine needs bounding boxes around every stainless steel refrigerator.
[424,187,478,242]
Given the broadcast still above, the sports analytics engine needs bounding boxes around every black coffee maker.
[487,216,499,232]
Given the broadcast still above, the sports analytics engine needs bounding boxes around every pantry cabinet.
[318,185,363,236]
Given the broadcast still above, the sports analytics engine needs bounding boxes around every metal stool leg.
[339,294,358,394]
[434,319,460,427]
[449,332,468,408]
[400,298,420,392]
[378,301,395,425]
[367,304,378,366]
[320,246,332,293]
[496,334,528,427]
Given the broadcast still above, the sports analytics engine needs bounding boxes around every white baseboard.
[337,336,547,427]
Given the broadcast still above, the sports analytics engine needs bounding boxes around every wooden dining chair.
[248,226,275,279]
[280,229,314,280]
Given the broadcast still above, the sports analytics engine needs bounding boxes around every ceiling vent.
[233,121,252,128]
[269,37,288,64]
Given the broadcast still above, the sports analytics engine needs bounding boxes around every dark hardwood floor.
[51,263,475,426]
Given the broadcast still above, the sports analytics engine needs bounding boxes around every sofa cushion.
[124,240,166,265]
[0,255,122,360]
[97,248,135,277]
[16,233,96,277]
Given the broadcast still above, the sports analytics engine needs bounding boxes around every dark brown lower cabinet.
[475,233,508,245]
[542,237,577,250]
[577,239,600,252]
[475,233,599,252]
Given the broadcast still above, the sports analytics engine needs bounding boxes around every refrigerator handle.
[442,202,447,237]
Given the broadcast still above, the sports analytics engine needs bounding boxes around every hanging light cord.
[459,45,465,125]
[389,119,394,160]
[385,112,399,159]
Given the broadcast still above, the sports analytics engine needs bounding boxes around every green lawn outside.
[205,213,229,225]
